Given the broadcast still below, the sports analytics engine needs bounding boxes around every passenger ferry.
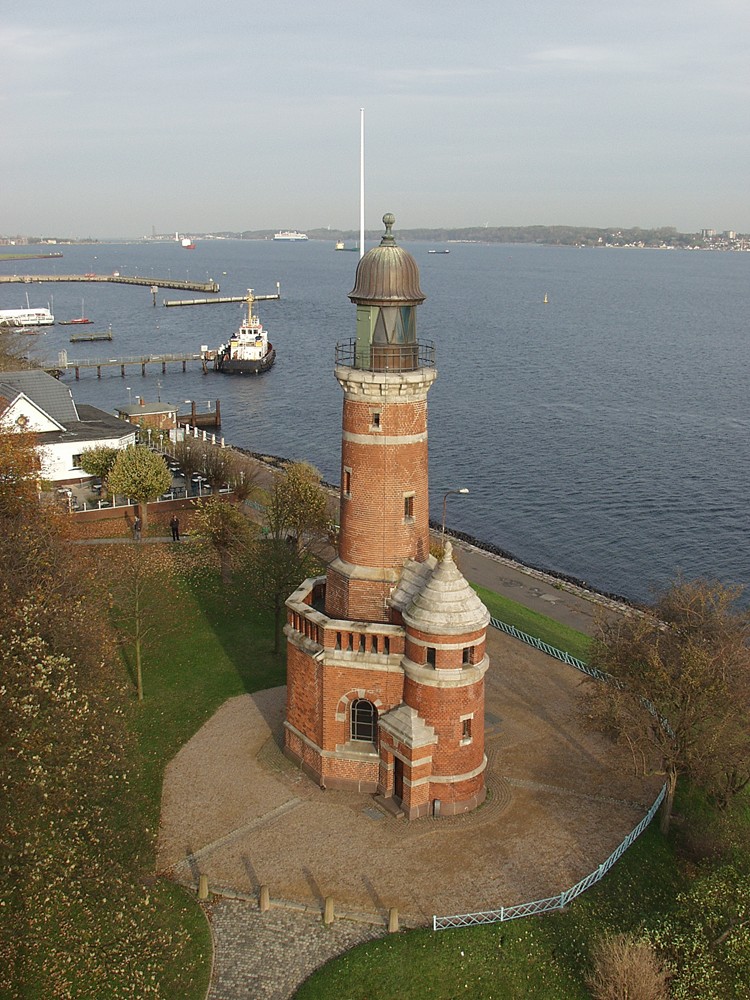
[0,307,55,328]
[273,230,308,241]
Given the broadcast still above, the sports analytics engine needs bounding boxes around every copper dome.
[349,213,425,306]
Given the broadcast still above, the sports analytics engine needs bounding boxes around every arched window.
[351,699,377,743]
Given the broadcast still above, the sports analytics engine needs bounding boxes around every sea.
[2,237,748,606]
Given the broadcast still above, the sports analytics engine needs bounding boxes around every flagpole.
[359,108,365,259]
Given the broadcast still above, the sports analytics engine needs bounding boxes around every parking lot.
[54,452,230,512]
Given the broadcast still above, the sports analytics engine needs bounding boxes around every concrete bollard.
[259,885,270,912]
[388,907,399,933]
[198,874,209,900]
[323,896,335,925]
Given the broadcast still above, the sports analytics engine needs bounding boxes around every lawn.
[114,559,286,999]
[131,566,285,815]
[472,583,592,661]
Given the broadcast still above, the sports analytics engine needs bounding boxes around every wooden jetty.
[0,274,220,293]
[47,351,210,379]
[179,400,221,429]
[70,328,113,343]
[163,282,280,307]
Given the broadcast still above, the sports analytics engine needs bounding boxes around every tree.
[245,462,329,653]
[106,444,171,530]
[191,497,256,585]
[0,427,203,996]
[171,439,205,481]
[200,442,233,490]
[582,578,750,834]
[225,450,262,502]
[264,461,329,557]
[103,544,178,700]
[79,444,119,482]
[0,426,40,516]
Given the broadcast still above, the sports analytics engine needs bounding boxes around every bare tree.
[225,450,263,502]
[102,544,177,701]
[582,578,750,834]
[191,497,256,585]
[245,462,329,653]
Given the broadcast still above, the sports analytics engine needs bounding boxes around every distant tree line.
[214,225,722,248]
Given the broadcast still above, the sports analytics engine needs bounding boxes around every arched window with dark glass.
[351,699,377,743]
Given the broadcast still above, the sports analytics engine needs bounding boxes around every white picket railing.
[432,617,667,931]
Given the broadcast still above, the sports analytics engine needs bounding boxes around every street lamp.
[441,488,469,551]
[126,386,132,405]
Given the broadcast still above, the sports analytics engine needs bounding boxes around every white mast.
[359,108,365,260]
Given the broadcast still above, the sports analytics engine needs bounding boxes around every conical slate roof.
[349,213,425,306]
[402,542,490,635]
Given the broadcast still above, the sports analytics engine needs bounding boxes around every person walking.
[170,514,180,542]
[133,515,142,542]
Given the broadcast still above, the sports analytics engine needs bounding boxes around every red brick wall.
[68,499,197,539]
[285,645,323,748]
[338,395,431,571]
[403,674,485,778]
[325,565,395,624]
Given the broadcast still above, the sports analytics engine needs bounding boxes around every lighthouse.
[284,214,490,818]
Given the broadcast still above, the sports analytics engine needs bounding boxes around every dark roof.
[36,404,134,446]
[0,369,78,423]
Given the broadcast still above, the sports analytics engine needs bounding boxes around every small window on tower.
[343,466,352,498]
[462,646,475,665]
[404,493,415,522]
[426,646,436,667]
[371,409,381,430]
[461,717,473,744]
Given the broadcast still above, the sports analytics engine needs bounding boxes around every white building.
[0,369,135,484]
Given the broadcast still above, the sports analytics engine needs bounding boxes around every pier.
[48,351,210,379]
[163,282,281,307]
[0,274,220,293]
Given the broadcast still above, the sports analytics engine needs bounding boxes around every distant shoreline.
[3,224,745,252]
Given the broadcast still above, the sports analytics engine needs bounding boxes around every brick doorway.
[394,757,404,803]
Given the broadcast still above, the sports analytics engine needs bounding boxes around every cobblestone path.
[205,899,383,1000]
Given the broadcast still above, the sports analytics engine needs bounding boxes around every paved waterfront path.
[205,901,383,1000]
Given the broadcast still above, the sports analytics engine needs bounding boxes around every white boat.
[181,237,196,249]
[0,307,55,328]
[273,230,308,241]
[211,290,276,375]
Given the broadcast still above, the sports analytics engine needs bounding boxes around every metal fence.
[433,783,665,930]
[432,617,667,931]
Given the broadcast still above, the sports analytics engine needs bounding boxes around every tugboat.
[212,289,276,375]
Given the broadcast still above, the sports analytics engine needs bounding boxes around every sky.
[3,0,750,238]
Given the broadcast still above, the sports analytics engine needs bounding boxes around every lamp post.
[441,488,469,551]
[126,386,132,406]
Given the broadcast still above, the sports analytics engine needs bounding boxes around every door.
[394,757,404,802]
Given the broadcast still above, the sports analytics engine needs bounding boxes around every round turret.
[402,542,490,636]
[349,213,425,306]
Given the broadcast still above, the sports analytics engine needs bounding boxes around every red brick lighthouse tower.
[284,214,490,818]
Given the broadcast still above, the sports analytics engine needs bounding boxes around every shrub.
[587,933,669,1000]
